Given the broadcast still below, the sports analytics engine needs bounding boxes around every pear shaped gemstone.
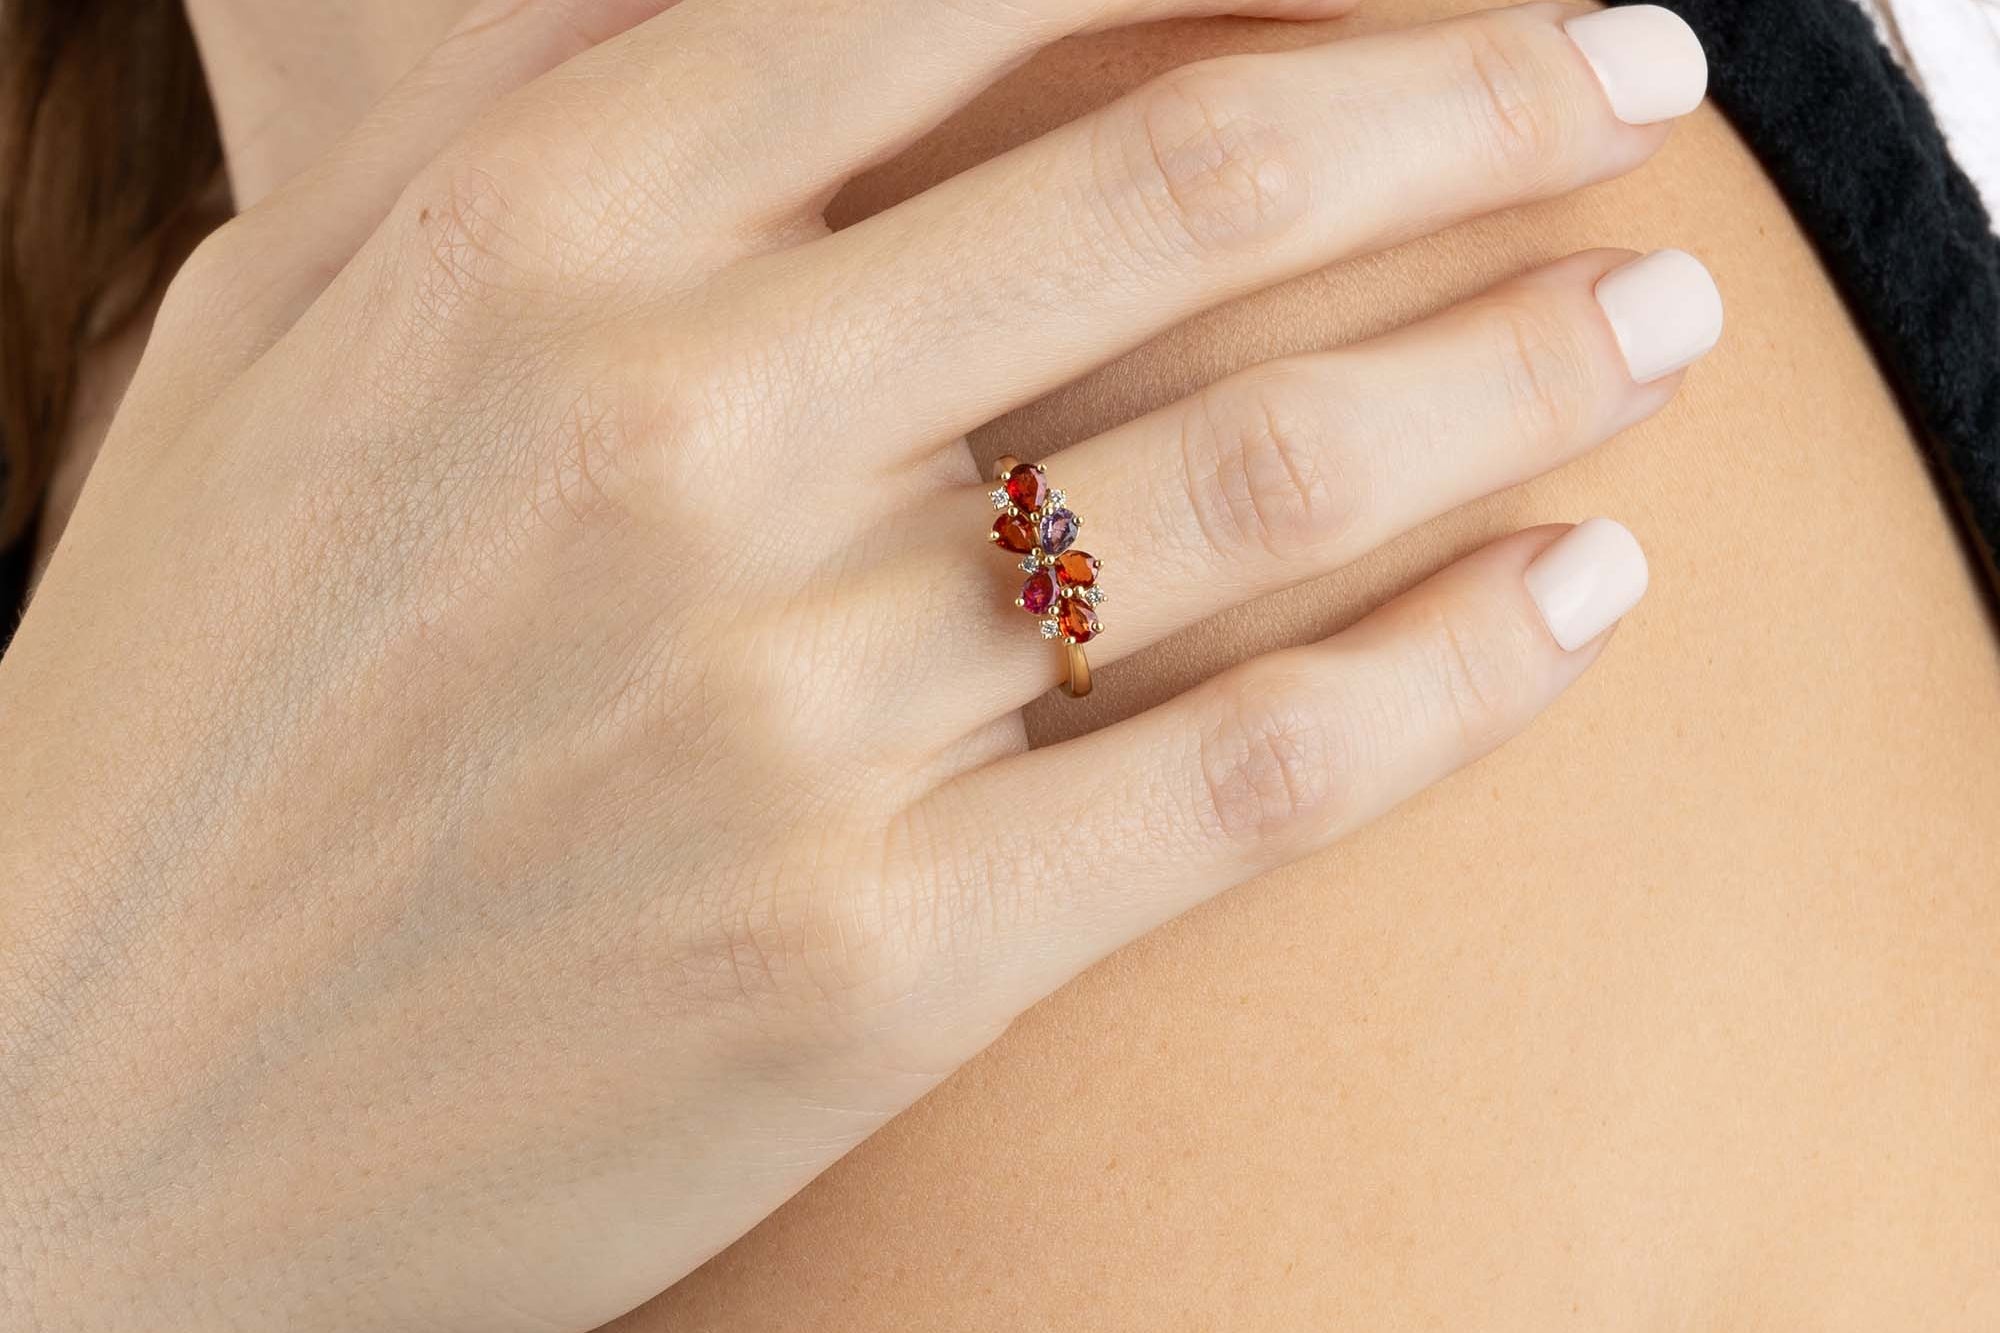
[1004,463,1049,512]
[1057,597,1099,643]
[1020,569,1059,615]
[1054,550,1098,588]
[1038,508,1079,555]
[991,512,1036,553]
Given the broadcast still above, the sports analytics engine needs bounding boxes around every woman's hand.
[0,1,1714,1328]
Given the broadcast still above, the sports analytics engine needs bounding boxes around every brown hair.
[0,0,219,546]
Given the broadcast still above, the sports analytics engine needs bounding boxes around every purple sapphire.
[1038,508,1079,555]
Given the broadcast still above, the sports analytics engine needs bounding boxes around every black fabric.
[0,513,25,655]
[3,0,1999,642]
[1609,0,2000,601]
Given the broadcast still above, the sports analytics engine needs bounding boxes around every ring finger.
[903,246,1721,719]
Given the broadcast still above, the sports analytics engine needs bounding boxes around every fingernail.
[1564,5,1709,125]
[1525,518,1649,652]
[1594,248,1724,383]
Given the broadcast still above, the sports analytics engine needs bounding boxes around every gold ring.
[987,454,1102,699]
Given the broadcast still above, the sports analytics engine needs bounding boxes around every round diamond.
[989,487,1011,511]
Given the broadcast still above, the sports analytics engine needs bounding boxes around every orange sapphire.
[1004,463,1049,512]
[1054,550,1098,588]
[991,512,1036,553]
[1057,597,1099,643]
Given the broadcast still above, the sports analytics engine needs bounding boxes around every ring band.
[988,454,1102,699]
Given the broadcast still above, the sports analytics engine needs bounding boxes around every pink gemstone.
[1020,569,1059,615]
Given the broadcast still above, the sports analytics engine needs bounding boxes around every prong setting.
[991,462,1101,657]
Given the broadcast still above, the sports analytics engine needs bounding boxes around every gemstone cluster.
[988,462,1104,645]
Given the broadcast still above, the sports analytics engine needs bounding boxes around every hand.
[0,2,1714,1328]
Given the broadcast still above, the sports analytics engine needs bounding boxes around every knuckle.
[1195,669,1351,848]
[529,361,666,533]
[709,874,914,1017]
[402,145,551,316]
[693,605,896,760]
[1109,64,1310,263]
[583,341,703,485]
[1448,16,1574,185]
[521,334,745,536]
[1478,294,1593,447]
[160,227,241,310]
[154,222,273,336]
[1413,594,1535,753]
[1181,365,1360,564]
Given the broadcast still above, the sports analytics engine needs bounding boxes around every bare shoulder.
[623,7,2000,1329]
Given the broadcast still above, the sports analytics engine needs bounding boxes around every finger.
[142,0,681,409]
[901,521,1648,1005]
[931,248,1718,714]
[759,2,1708,456]
[461,0,1361,282]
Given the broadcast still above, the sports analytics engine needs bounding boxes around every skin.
[646,14,2000,1331]
[5,0,1712,1325]
[23,0,2000,1329]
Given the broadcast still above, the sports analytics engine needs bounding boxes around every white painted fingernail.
[1594,248,1724,383]
[1565,5,1709,125]
[1525,518,1649,651]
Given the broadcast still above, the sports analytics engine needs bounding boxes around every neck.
[184,0,473,207]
